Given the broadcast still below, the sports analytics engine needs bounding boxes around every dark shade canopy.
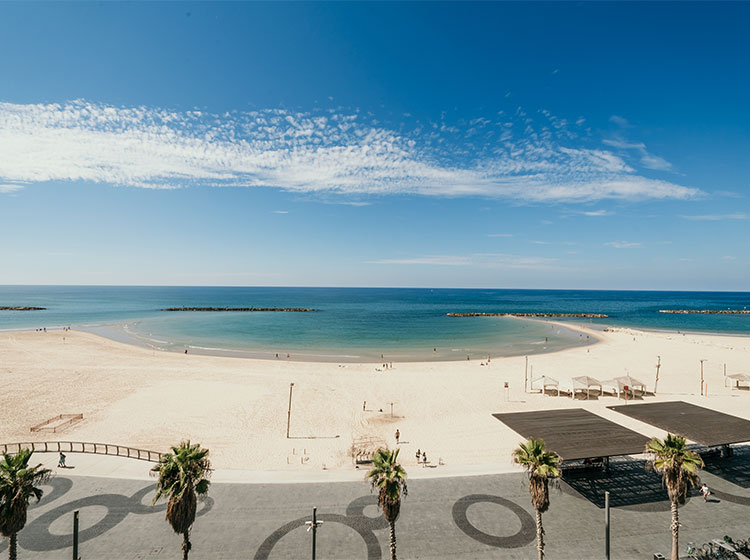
[492,408,650,461]
[608,400,750,447]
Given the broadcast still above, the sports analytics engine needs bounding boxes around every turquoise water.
[1,286,749,361]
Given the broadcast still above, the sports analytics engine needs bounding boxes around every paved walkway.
[6,451,750,559]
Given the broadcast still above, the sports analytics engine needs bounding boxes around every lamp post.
[286,383,294,438]
[72,510,79,560]
[700,360,706,396]
[306,507,323,559]
[604,491,610,560]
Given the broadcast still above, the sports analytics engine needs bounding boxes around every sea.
[1,286,749,362]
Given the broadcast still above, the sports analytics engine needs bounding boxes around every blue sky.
[0,2,748,289]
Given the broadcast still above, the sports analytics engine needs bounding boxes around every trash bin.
[653,554,665,560]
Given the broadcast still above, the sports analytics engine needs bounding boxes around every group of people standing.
[394,429,429,466]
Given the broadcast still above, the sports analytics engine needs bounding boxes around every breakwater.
[162,307,316,312]
[446,312,608,318]
[0,306,46,311]
[659,309,750,314]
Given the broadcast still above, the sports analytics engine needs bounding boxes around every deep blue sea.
[1,286,749,361]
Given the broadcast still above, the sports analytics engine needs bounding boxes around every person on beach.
[363,401,366,411]
[395,429,400,444]
[422,451,427,466]
[701,483,710,502]
[58,452,66,468]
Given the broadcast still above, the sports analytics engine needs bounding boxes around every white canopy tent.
[571,375,603,399]
[726,373,750,390]
[604,375,647,398]
[558,376,603,399]
[531,375,559,395]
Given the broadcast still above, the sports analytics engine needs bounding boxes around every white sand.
[1,325,749,478]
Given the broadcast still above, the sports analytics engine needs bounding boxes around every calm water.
[1,286,749,361]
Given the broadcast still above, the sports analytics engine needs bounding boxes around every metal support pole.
[604,491,610,560]
[73,510,79,560]
[286,383,294,439]
[700,360,706,396]
[305,507,323,559]
[312,507,317,560]
[524,356,528,393]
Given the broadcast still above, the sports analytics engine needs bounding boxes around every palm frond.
[366,447,407,523]
[645,434,703,504]
[512,438,561,513]
[0,449,51,537]
[152,440,211,536]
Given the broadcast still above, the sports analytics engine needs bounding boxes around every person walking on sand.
[395,429,400,444]
[416,449,421,463]
[701,483,710,502]
[422,451,427,466]
[58,452,66,468]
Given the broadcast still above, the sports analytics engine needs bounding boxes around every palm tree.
[0,449,51,560]
[645,434,703,560]
[366,447,407,560]
[151,441,211,560]
[512,438,561,560]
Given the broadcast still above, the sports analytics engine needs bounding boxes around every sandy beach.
[1,324,749,478]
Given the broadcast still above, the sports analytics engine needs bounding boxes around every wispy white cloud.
[605,241,641,249]
[639,153,672,171]
[273,210,289,214]
[370,253,559,270]
[0,100,700,203]
[682,213,750,221]
[581,209,611,216]
[723,255,737,261]
[609,115,632,128]
[602,138,672,171]
[0,184,24,194]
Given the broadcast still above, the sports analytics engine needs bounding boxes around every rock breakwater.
[0,306,46,311]
[446,312,608,318]
[659,309,750,314]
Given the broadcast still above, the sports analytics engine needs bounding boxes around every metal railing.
[0,441,165,462]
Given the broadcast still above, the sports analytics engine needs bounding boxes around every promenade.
[6,451,750,559]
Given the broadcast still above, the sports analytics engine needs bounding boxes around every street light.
[306,507,323,559]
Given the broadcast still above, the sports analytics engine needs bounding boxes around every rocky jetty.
[446,312,608,318]
[0,306,46,311]
[659,309,750,314]
[162,307,316,312]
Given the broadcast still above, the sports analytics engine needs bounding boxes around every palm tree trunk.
[670,500,679,560]
[388,520,397,560]
[536,509,544,560]
[182,530,191,560]
[9,533,17,560]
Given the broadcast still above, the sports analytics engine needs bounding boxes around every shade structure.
[609,400,750,447]
[493,408,651,461]
[726,373,750,389]
[530,375,559,395]
[604,375,647,397]
[571,375,603,398]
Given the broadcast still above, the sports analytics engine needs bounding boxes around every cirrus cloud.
[0,100,701,203]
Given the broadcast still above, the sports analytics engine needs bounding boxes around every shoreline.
[79,316,598,363]
[3,324,750,482]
